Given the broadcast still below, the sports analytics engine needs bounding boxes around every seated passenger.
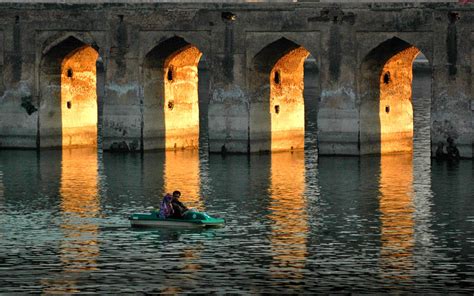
[170,190,188,219]
[446,136,460,161]
[158,193,174,219]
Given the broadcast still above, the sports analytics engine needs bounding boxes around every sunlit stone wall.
[379,47,420,154]
[163,46,202,150]
[0,2,472,157]
[61,46,99,148]
[270,47,309,151]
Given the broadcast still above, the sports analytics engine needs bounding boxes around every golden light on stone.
[268,152,308,281]
[61,46,99,148]
[163,150,203,210]
[164,45,202,150]
[378,154,414,280]
[379,46,420,154]
[270,47,309,151]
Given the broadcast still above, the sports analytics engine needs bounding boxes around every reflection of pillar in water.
[378,154,414,281]
[0,169,4,247]
[43,148,100,293]
[411,154,435,275]
[0,170,4,210]
[163,150,202,210]
[268,152,308,283]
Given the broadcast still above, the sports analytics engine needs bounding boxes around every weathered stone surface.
[0,2,471,157]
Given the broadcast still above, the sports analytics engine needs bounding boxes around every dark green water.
[0,144,473,293]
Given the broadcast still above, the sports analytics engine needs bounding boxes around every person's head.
[172,190,181,199]
[164,193,173,203]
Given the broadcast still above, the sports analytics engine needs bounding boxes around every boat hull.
[128,211,225,228]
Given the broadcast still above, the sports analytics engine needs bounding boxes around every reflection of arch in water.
[268,152,308,285]
[143,36,203,150]
[60,148,100,272]
[0,170,3,211]
[250,38,311,152]
[42,148,100,294]
[378,154,414,281]
[40,35,102,148]
[360,37,431,155]
[163,150,203,210]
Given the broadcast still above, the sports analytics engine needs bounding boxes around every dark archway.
[142,36,202,150]
[250,38,310,153]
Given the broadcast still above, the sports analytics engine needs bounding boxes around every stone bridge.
[0,1,472,157]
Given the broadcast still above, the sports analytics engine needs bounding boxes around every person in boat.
[446,136,460,161]
[435,141,446,160]
[170,190,189,219]
[158,193,174,219]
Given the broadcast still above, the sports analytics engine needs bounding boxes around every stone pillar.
[208,13,249,153]
[103,16,141,152]
[318,18,359,155]
[431,11,472,158]
[0,17,37,148]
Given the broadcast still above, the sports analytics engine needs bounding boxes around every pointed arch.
[142,36,203,150]
[359,36,431,155]
[249,37,310,152]
[39,35,101,148]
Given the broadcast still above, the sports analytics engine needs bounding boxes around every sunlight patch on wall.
[164,45,202,150]
[61,46,99,148]
[270,47,309,151]
[379,47,420,154]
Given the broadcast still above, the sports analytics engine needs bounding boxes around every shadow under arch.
[142,36,203,151]
[359,36,431,155]
[39,35,103,149]
[250,37,310,153]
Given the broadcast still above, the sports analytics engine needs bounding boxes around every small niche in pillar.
[167,68,173,81]
[385,105,390,114]
[67,101,72,109]
[67,68,73,78]
[274,71,281,84]
[274,105,280,114]
[383,71,390,84]
[168,100,174,110]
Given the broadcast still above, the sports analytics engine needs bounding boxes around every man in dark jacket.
[170,190,188,218]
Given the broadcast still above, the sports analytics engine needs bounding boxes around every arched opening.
[359,37,430,155]
[143,36,203,150]
[250,38,310,152]
[40,36,100,148]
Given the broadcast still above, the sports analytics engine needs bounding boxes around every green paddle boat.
[129,209,225,228]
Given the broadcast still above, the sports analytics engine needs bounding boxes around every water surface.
[0,66,473,293]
